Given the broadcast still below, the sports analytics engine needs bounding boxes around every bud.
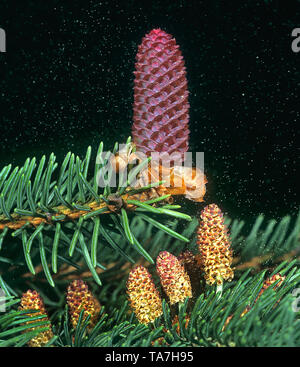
[126,265,163,324]
[178,250,201,293]
[19,290,54,347]
[172,314,190,335]
[197,204,234,285]
[223,273,285,330]
[256,273,285,301]
[66,280,101,330]
[156,251,192,305]
[178,250,200,279]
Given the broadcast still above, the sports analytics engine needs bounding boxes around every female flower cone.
[66,279,101,330]
[156,251,192,304]
[19,290,54,347]
[197,204,234,285]
[127,265,163,324]
[130,28,207,202]
[132,28,190,161]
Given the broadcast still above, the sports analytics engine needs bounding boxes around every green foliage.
[225,210,300,261]
[0,138,192,287]
[2,260,299,347]
[1,139,300,347]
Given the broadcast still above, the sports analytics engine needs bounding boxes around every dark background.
[0,0,299,223]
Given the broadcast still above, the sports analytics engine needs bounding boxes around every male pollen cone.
[66,279,101,331]
[132,28,190,162]
[19,289,54,347]
[126,265,163,324]
[156,250,192,305]
[197,204,234,286]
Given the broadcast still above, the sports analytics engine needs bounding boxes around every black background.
[0,0,299,222]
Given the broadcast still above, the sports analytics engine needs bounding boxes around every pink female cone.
[132,29,190,163]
